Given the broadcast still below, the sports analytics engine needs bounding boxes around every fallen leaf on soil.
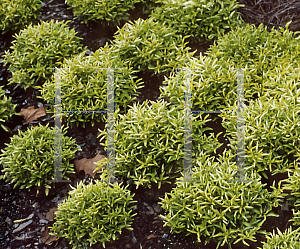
[19,106,47,123]
[46,207,58,221]
[74,153,106,178]
[41,227,58,245]
[147,234,157,240]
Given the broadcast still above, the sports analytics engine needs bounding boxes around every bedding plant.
[108,17,195,77]
[2,20,84,90]
[220,95,300,178]
[258,226,300,249]
[159,149,284,249]
[151,0,245,44]
[0,123,80,195]
[65,0,140,26]
[281,165,300,227]
[0,0,43,34]
[50,172,137,249]
[98,99,222,189]
[159,21,300,117]
[38,47,144,128]
[0,86,16,132]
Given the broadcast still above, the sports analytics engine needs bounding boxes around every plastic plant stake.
[184,69,193,182]
[236,68,245,181]
[107,68,115,184]
[178,67,245,182]
[46,68,71,183]
[48,67,117,183]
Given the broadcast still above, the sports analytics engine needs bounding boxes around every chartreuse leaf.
[98,99,221,189]
[158,149,284,248]
[3,20,84,90]
[0,123,80,196]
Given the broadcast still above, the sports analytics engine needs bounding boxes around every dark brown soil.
[0,0,299,248]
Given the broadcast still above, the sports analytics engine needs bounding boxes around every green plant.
[0,123,80,195]
[205,21,300,100]
[159,149,283,249]
[38,47,144,128]
[159,57,239,116]
[109,17,195,76]
[258,226,300,249]
[220,95,300,178]
[2,20,84,90]
[50,172,137,249]
[281,166,300,227]
[206,21,300,70]
[159,21,300,115]
[98,99,222,189]
[0,0,43,34]
[150,0,245,44]
[65,0,140,26]
[0,86,16,132]
[138,0,162,15]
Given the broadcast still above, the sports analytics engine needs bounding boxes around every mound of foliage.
[38,48,143,127]
[159,150,283,249]
[0,0,42,34]
[2,20,84,90]
[220,95,300,177]
[98,99,222,189]
[258,226,300,249]
[151,0,244,44]
[0,124,79,195]
[159,21,300,115]
[50,173,136,248]
[65,0,140,26]
[109,17,195,77]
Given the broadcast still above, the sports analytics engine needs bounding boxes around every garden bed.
[0,0,299,248]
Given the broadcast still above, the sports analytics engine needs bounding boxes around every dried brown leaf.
[74,153,106,178]
[41,227,58,245]
[46,207,58,221]
[19,106,47,123]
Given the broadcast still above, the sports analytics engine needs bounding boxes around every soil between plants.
[0,0,299,248]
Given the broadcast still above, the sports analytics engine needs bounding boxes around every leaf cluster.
[0,0,43,34]
[0,123,80,195]
[150,0,245,44]
[98,99,222,189]
[109,17,195,76]
[2,20,84,90]
[206,21,300,70]
[281,166,300,227]
[159,21,300,115]
[0,86,16,132]
[258,226,300,249]
[38,47,144,128]
[159,150,283,249]
[220,96,300,177]
[65,0,140,26]
[50,175,137,249]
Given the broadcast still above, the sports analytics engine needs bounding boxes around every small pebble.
[39,219,48,224]
[132,236,137,244]
[13,220,33,233]
[5,216,12,226]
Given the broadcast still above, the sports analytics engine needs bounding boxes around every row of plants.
[0,0,247,127]
[160,21,300,115]
[1,0,243,36]
[1,3,300,248]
